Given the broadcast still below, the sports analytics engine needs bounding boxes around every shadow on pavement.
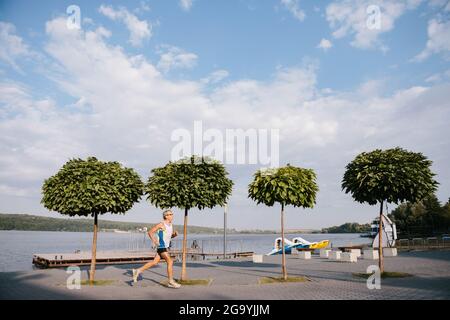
[0,271,82,300]
[399,250,450,262]
[210,261,279,268]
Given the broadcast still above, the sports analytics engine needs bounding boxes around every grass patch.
[80,279,117,286]
[258,276,309,284]
[353,271,413,279]
[160,278,212,286]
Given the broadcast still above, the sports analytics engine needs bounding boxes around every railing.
[396,237,450,250]
[122,234,252,260]
[170,239,249,260]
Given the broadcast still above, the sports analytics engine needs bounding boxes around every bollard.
[320,249,331,258]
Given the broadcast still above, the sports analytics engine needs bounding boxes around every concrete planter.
[349,249,361,258]
[363,250,379,260]
[252,254,263,263]
[320,249,331,258]
[298,251,311,260]
[383,248,398,257]
[328,251,341,261]
[341,252,357,262]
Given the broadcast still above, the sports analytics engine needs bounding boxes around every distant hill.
[285,229,320,234]
[0,213,232,234]
[321,222,371,234]
[0,213,372,234]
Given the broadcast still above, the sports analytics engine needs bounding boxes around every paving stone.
[0,251,449,299]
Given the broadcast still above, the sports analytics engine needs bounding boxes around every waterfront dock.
[32,250,254,268]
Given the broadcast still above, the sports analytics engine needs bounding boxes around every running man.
[132,210,181,288]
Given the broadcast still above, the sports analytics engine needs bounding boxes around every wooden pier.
[32,249,254,268]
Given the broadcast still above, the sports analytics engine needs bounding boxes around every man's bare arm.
[171,230,178,238]
[148,223,163,246]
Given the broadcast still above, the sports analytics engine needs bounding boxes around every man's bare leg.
[133,254,160,282]
[159,252,173,280]
[160,252,180,288]
[139,254,161,273]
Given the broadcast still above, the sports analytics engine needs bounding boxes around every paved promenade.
[1,250,449,299]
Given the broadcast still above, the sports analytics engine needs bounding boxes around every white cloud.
[0,184,30,197]
[136,1,151,13]
[425,68,450,82]
[357,79,385,97]
[317,38,333,51]
[326,0,422,51]
[425,73,441,83]
[99,5,152,46]
[180,0,194,11]
[280,0,306,21]
[201,69,229,84]
[157,45,198,73]
[1,16,450,229]
[0,80,89,189]
[413,18,450,61]
[0,21,30,71]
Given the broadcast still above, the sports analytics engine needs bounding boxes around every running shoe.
[167,280,181,288]
[132,269,139,283]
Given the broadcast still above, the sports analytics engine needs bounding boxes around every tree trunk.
[378,201,384,273]
[281,203,287,280]
[89,212,98,285]
[223,204,227,259]
[181,208,188,281]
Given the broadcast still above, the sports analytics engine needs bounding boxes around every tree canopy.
[341,148,438,205]
[145,155,233,210]
[248,165,318,208]
[389,194,450,237]
[321,222,371,234]
[41,157,144,216]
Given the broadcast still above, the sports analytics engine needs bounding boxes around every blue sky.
[0,0,449,230]
[1,0,445,90]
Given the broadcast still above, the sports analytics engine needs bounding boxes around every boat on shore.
[266,237,330,255]
[360,233,373,238]
[368,215,398,248]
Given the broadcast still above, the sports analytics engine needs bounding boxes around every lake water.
[0,230,371,272]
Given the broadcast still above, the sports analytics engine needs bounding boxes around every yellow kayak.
[308,240,330,249]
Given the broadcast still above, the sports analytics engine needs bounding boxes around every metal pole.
[224,204,227,259]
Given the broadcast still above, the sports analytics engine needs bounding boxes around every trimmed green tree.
[342,147,438,272]
[389,194,450,237]
[248,165,319,280]
[145,156,233,281]
[41,157,144,284]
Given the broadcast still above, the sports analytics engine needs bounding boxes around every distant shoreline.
[0,229,281,235]
[0,213,367,235]
[0,213,281,234]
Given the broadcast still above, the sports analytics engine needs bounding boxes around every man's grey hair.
[162,210,172,218]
